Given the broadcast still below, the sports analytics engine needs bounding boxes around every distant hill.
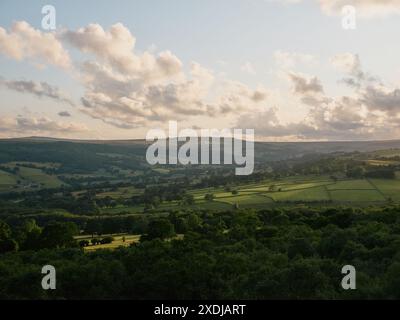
[1,137,400,164]
[254,140,400,161]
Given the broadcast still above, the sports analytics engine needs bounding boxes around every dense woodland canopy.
[1,206,400,299]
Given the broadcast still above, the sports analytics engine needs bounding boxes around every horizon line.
[1,136,400,144]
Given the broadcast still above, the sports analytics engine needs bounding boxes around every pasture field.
[366,159,400,166]
[17,166,64,188]
[163,200,232,211]
[96,186,142,199]
[190,176,400,207]
[0,164,64,191]
[266,186,330,202]
[83,234,141,251]
[79,234,184,251]
[96,175,400,212]
[369,179,400,201]
[326,179,373,190]
[278,181,333,191]
[219,194,274,206]
[0,169,18,191]
[1,159,400,208]
[101,205,145,215]
[329,189,385,202]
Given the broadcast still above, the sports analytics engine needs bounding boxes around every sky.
[0,0,400,141]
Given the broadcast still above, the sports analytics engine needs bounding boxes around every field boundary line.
[366,178,387,200]
[323,185,333,202]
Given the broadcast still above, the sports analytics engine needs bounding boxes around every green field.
[17,166,64,188]
[266,186,330,202]
[78,234,184,251]
[96,186,142,199]
[369,179,400,201]
[326,179,373,190]
[219,194,274,206]
[0,169,18,191]
[329,189,385,202]
[2,158,400,208]
[0,165,65,191]
[193,176,400,206]
[97,176,400,212]
[101,205,145,215]
[82,234,141,251]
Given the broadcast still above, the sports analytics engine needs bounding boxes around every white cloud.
[1,20,399,141]
[237,53,400,141]
[78,60,216,128]
[0,21,71,69]
[60,23,268,129]
[62,23,182,81]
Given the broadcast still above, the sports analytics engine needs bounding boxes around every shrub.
[100,236,114,244]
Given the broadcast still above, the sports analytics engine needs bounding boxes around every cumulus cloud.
[209,81,269,116]
[287,72,329,107]
[0,21,271,131]
[360,84,400,116]
[1,20,399,141]
[0,21,71,69]
[64,22,267,128]
[329,53,400,117]
[289,72,324,94]
[330,53,377,88]
[78,61,215,128]
[236,98,387,141]
[0,78,75,106]
[58,23,230,127]
[237,52,400,141]
[236,108,316,139]
[62,23,182,80]
[0,115,88,136]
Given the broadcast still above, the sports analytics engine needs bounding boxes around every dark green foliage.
[100,236,114,244]
[141,219,175,241]
[204,193,215,201]
[0,239,18,253]
[0,220,11,240]
[365,167,396,179]
[1,206,400,299]
[39,222,79,249]
[79,240,90,247]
